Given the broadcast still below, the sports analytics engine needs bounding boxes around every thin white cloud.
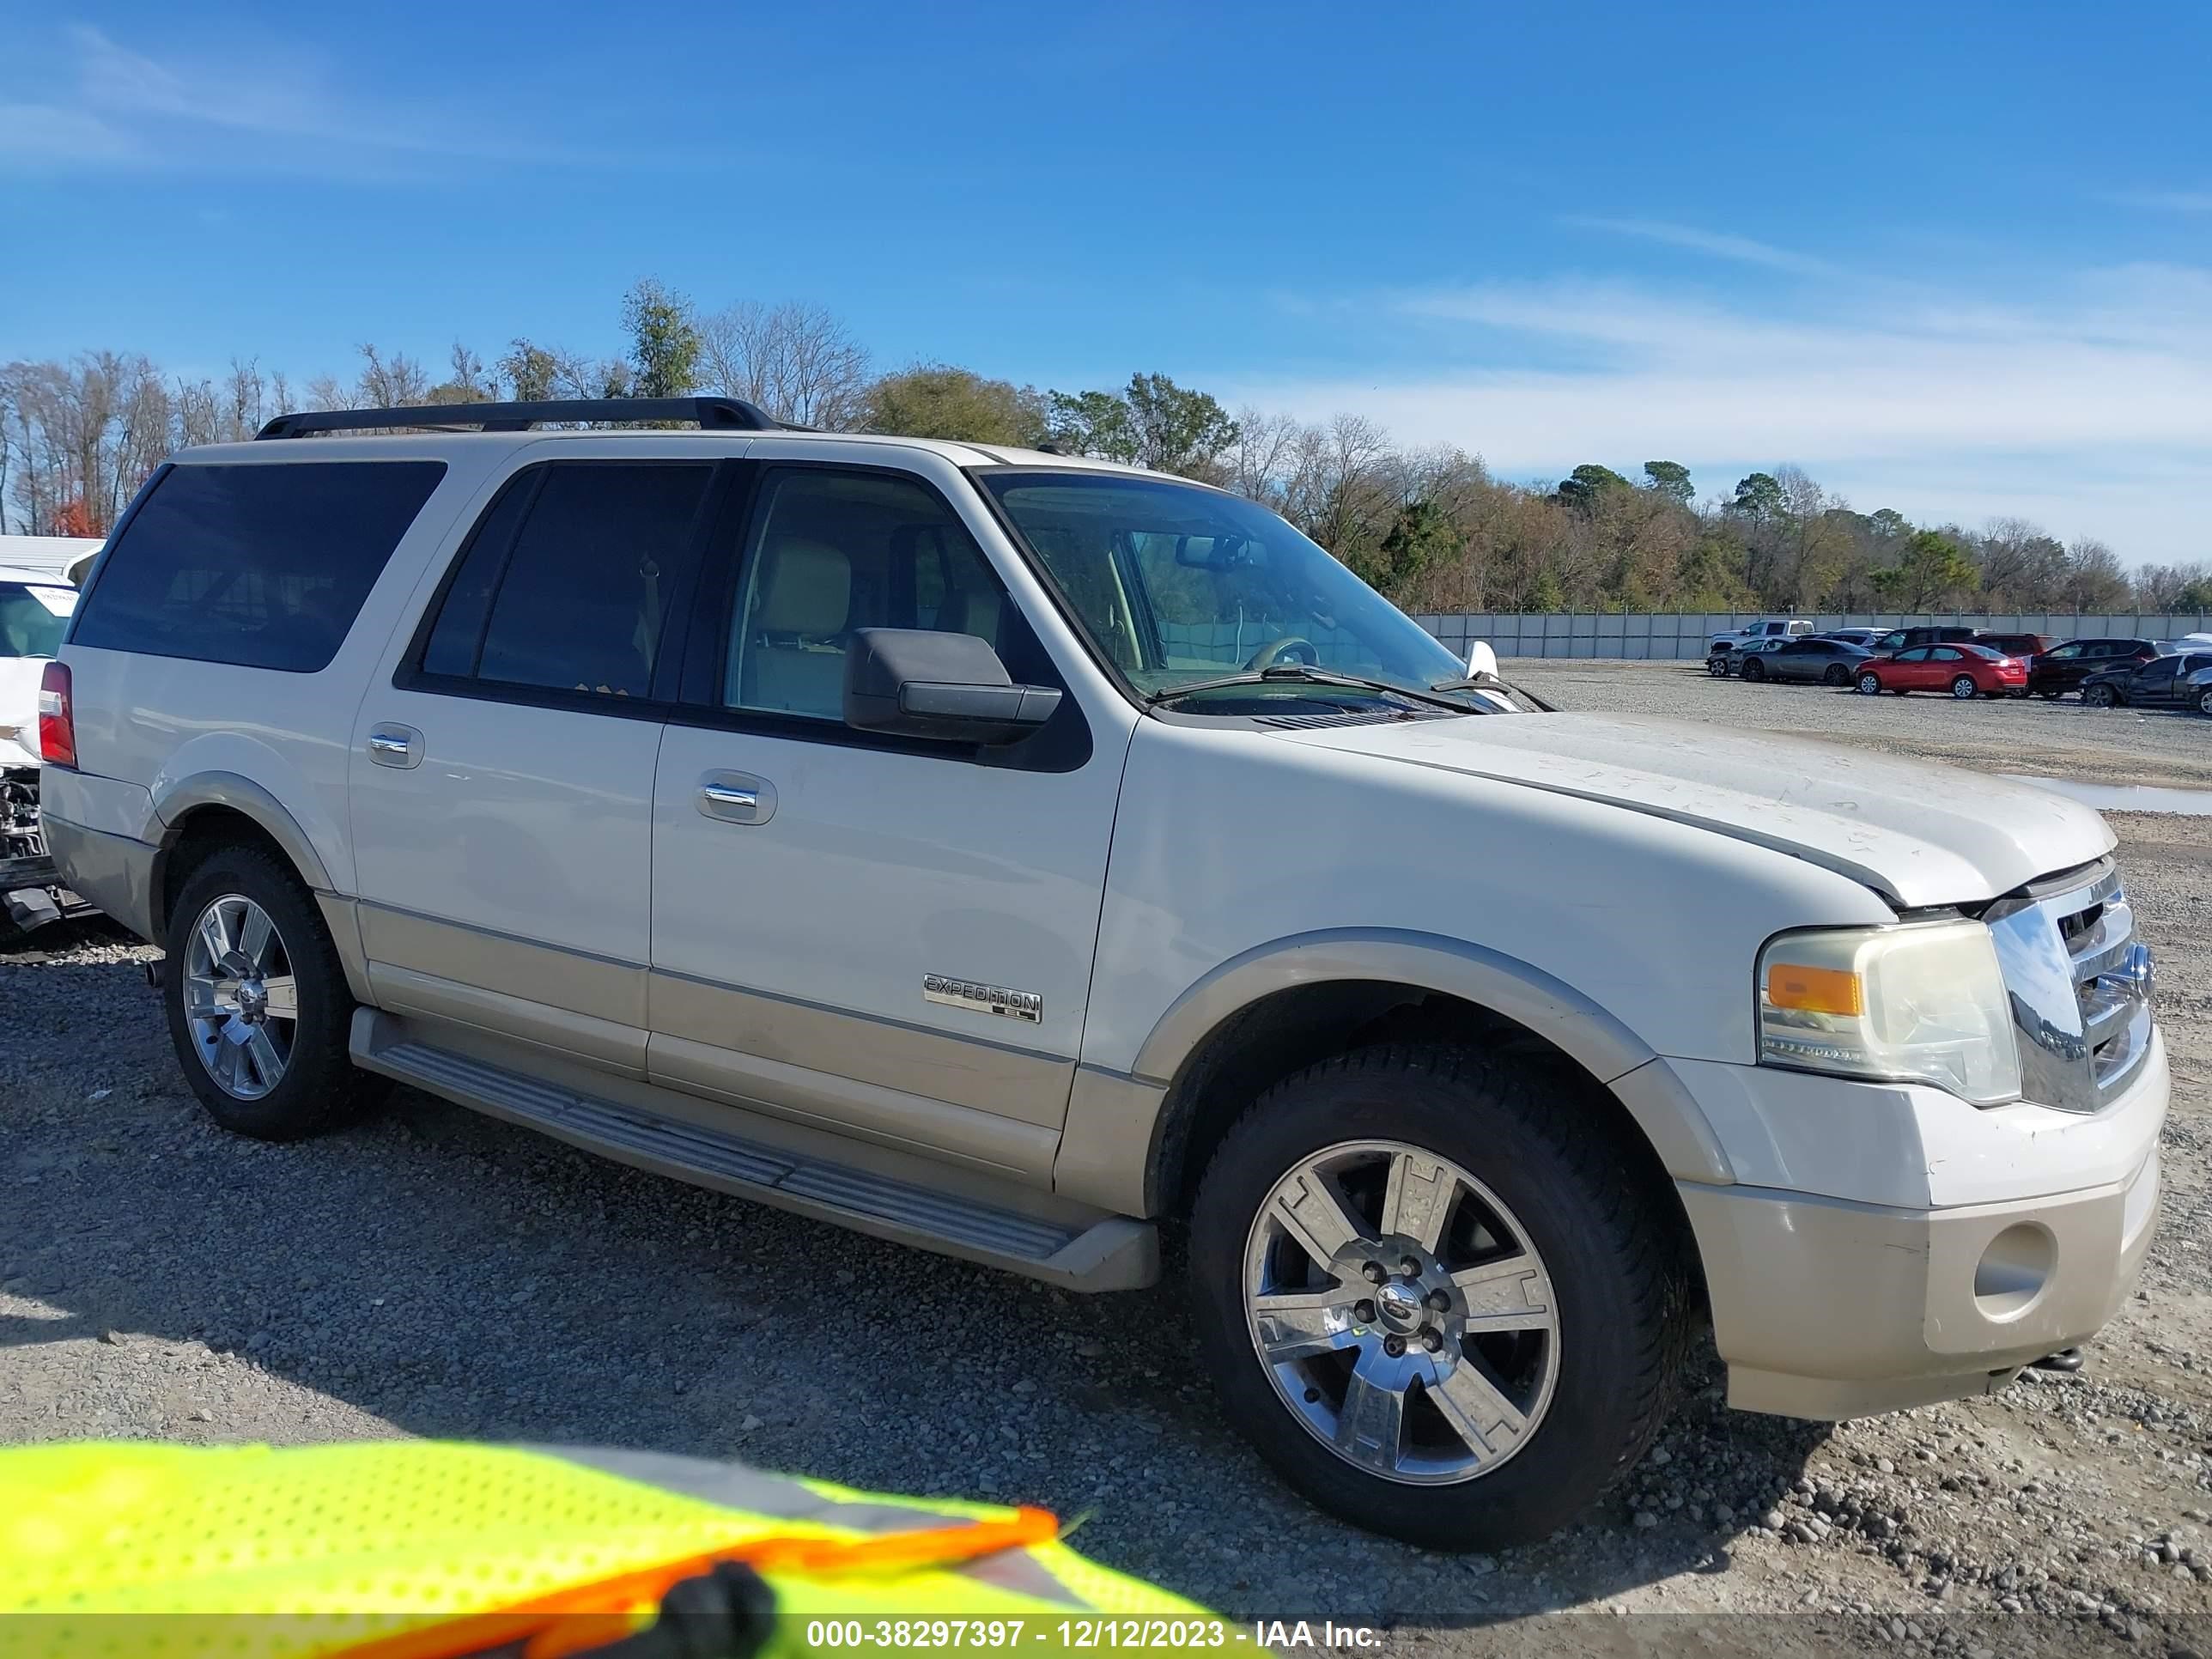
[2112,187,2212,214]
[0,24,624,175]
[1559,216,1844,278]
[1225,264,2212,561]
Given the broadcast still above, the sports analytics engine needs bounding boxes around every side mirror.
[844,628,1062,745]
[1464,640,1499,679]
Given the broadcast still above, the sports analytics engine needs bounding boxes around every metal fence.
[1410,612,2212,661]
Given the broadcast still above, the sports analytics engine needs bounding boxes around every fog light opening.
[1973,1223,2056,1320]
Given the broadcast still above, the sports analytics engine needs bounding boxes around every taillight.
[37,660,76,769]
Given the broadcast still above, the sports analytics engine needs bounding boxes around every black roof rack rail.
[254,396,781,441]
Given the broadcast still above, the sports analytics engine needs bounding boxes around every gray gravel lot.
[4,663,2209,1655]
[1514,657,2212,790]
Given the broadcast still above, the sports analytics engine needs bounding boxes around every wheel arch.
[148,778,373,1006]
[150,773,335,939]
[1111,930,1735,1221]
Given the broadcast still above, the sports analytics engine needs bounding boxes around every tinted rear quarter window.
[74,461,446,672]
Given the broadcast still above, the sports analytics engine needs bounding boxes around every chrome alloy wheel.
[182,894,298,1100]
[1242,1140,1561,1485]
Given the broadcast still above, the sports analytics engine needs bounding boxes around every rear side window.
[417,462,714,700]
[73,461,445,672]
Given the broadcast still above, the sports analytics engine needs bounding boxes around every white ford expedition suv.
[42,398,2165,1550]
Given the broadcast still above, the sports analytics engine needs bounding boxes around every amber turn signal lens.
[1765,962,1863,1016]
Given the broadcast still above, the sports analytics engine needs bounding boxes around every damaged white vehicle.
[1,566,84,933]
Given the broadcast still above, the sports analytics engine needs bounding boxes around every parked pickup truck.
[1706,617,1814,655]
[44,399,2166,1551]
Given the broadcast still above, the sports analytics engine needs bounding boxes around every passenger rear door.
[348,455,728,1073]
[643,457,1129,1181]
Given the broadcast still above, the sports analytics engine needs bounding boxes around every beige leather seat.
[738,536,852,716]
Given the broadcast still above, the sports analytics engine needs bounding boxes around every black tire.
[1188,1044,1691,1551]
[1706,657,1729,677]
[2198,687,2212,717]
[1823,665,1850,687]
[1856,672,1883,696]
[1950,675,1978,700]
[1739,659,1765,683]
[162,842,381,1140]
[2084,684,2118,708]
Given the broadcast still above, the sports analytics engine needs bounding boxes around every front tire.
[2198,687,2212,716]
[1950,675,1978,699]
[1706,657,1729,677]
[1740,659,1765,683]
[2084,684,2119,708]
[163,844,381,1140]
[1856,672,1882,696]
[1823,665,1850,687]
[1189,1045,1689,1550]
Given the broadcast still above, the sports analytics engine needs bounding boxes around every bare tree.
[2059,538,2132,610]
[354,345,432,409]
[1216,407,1308,514]
[699,301,872,428]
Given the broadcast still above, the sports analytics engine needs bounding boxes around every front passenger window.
[725,468,1030,721]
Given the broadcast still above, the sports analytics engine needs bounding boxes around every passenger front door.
[644,458,1131,1181]
[1889,645,1935,688]
[2130,657,2180,705]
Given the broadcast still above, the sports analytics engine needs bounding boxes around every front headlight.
[1758,921,2021,1105]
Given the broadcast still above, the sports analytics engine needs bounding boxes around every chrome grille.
[1985,860,2154,1112]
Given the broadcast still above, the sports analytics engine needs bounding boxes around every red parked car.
[1853,641,2027,699]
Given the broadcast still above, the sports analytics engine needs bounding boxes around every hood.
[1278,712,2114,908]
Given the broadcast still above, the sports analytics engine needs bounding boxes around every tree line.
[5,279,2207,615]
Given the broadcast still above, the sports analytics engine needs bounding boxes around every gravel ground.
[1510,657,2212,790]
[4,669,2210,1656]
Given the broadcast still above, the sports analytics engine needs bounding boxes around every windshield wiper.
[1146,664,1476,714]
[1430,672,1556,713]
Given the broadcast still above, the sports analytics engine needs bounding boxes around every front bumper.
[1677,1030,2167,1420]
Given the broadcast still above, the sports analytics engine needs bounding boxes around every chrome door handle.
[366,724,423,769]
[696,771,776,825]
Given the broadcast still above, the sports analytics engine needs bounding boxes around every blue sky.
[3,1,2209,560]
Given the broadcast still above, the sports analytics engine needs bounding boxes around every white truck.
[42,399,2165,1550]
[1707,617,1815,656]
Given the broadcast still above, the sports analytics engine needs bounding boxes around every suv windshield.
[1,582,73,659]
[978,471,1466,705]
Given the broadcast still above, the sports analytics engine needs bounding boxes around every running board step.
[351,1014,1157,1291]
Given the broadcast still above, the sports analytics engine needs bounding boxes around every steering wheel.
[1246,636,1319,671]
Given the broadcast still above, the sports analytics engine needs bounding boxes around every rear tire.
[1950,675,1978,699]
[1188,1044,1691,1551]
[162,844,382,1140]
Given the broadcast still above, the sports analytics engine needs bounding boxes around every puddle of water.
[1999,775,2212,816]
